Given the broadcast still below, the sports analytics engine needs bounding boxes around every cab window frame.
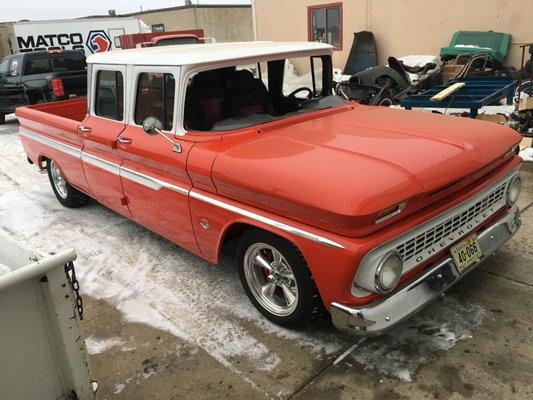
[94,69,124,121]
[90,64,127,123]
[129,65,180,133]
[179,54,334,134]
[134,72,175,131]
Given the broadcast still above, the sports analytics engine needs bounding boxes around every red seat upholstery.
[225,70,274,116]
[185,72,226,131]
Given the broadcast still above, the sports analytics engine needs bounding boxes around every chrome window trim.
[20,128,344,250]
[189,190,346,250]
[353,169,520,292]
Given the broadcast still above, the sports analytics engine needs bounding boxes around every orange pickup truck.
[16,42,523,335]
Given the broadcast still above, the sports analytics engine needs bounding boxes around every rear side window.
[95,70,124,121]
[24,52,86,75]
[134,73,175,131]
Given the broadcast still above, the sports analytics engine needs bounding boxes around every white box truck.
[0,17,150,58]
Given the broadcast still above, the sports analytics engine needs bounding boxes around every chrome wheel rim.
[243,243,298,316]
[50,161,68,199]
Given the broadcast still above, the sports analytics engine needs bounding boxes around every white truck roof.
[86,41,334,66]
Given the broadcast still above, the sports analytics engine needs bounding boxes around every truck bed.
[16,98,93,194]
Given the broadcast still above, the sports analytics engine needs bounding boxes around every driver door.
[116,66,199,254]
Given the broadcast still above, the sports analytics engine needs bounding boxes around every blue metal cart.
[400,77,517,118]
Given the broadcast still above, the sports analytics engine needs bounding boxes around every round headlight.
[374,251,403,293]
[506,175,522,206]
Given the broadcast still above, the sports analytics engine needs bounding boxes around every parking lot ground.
[0,117,532,400]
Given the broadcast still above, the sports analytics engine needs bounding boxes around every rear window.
[156,37,199,46]
[95,70,124,121]
[24,52,86,75]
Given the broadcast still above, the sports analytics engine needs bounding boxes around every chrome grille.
[396,182,507,262]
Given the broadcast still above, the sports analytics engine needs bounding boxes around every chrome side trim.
[190,190,346,250]
[19,128,344,250]
[19,128,81,159]
[375,202,407,224]
[353,169,519,292]
[81,152,120,175]
[119,166,189,195]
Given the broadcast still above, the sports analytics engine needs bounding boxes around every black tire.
[46,159,90,208]
[0,113,5,125]
[237,229,322,328]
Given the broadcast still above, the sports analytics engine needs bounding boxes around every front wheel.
[46,159,90,208]
[237,230,322,328]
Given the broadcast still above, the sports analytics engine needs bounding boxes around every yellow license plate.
[450,234,483,273]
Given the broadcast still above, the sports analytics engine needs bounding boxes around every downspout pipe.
[251,0,258,41]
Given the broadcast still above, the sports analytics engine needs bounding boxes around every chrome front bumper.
[331,206,522,336]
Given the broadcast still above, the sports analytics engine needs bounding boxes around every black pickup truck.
[0,50,87,123]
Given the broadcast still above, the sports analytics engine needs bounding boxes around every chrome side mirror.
[142,117,163,136]
[141,117,182,153]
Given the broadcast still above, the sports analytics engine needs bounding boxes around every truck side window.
[0,58,9,75]
[95,70,124,121]
[134,73,175,130]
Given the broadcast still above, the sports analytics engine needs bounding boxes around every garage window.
[95,70,124,121]
[308,3,342,50]
[134,73,175,131]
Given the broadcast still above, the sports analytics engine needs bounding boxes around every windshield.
[183,55,344,132]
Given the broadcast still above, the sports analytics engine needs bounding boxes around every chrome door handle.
[117,136,132,145]
[78,125,92,133]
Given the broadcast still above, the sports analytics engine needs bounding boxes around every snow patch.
[519,147,533,162]
[398,55,442,69]
[113,383,125,394]
[350,296,487,381]
[85,336,124,355]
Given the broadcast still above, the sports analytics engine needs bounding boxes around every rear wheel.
[46,159,89,208]
[237,230,322,328]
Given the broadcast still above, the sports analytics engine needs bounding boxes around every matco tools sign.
[16,29,112,55]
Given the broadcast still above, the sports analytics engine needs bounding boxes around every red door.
[115,69,199,253]
[79,67,131,217]
[116,126,199,253]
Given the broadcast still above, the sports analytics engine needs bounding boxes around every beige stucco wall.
[255,0,532,70]
[0,24,15,59]
[131,6,253,43]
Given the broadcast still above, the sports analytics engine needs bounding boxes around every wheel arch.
[37,153,51,169]
[218,220,304,262]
